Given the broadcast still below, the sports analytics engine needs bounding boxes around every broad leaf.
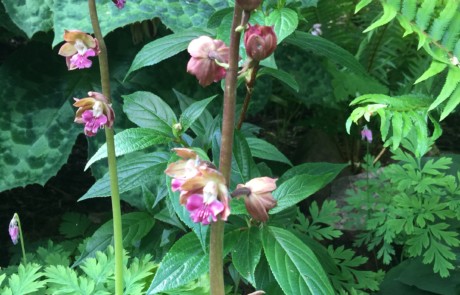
[257,67,299,93]
[85,128,171,169]
[278,162,347,184]
[262,226,334,294]
[2,0,53,38]
[232,227,262,286]
[80,152,169,200]
[179,95,216,132]
[265,8,299,43]
[231,131,260,187]
[126,28,214,77]
[147,232,208,294]
[122,91,177,134]
[175,90,215,138]
[246,137,292,166]
[73,212,155,267]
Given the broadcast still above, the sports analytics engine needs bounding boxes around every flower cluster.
[165,148,230,225]
[9,215,19,245]
[73,91,115,136]
[58,30,100,70]
[233,177,277,222]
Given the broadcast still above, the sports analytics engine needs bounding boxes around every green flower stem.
[211,4,243,295]
[14,213,27,264]
[88,1,123,294]
[237,63,259,129]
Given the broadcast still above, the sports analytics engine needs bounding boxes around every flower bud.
[9,215,19,245]
[236,0,261,11]
[244,24,277,62]
[236,177,277,222]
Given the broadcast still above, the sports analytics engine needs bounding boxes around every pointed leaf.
[232,227,262,285]
[179,96,216,132]
[429,67,460,111]
[262,226,334,294]
[257,67,299,93]
[246,137,292,166]
[265,8,299,43]
[363,3,398,33]
[415,61,448,84]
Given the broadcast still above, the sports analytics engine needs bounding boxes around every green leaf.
[429,67,460,111]
[122,91,177,134]
[257,67,299,93]
[440,84,460,120]
[73,212,155,267]
[231,131,260,186]
[85,128,171,170]
[147,232,208,294]
[46,265,96,294]
[232,227,262,286]
[179,96,216,132]
[278,162,347,184]
[272,173,341,214]
[414,61,448,84]
[265,8,299,43]
[355,0,372,13]
[7,263,45,295]
[125,28,214,78]
[262,226,334,294]
[246,137,292,166]
[175,90,215,138]
[52,0,230,47]
[2,0,53,38]
[285,31,368,76]
[80,152,169,200]
[363,2,398,33]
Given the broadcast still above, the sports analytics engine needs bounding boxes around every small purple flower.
[186,193,224,225]
[112,0,126,9]
[361,125,373,143]
[81,109,108,137]
[69,49,96,69]
[311,23,322,36]
[9,216,19,245]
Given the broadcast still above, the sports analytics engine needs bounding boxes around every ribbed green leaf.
[246,137,292,166]
[278,162,346,184]
[232,227,262,286]
[85,128,172,170]
[262,226,334,295]
[429,1,458,42]
[285,31,368,76]
[147,233,208,294]
[125,28,214,78]
[415,0,436,32]
[257,67,299,93]
[176,90,215,138]
[122,91,177,134]
[441,85,460,120]
[363,3,398,33]
[179,95,216,132]
[265,8,299,43]
[73,212,155,267]
[429,67,460,111]
[80,152,168,200]
[232,131,260,187]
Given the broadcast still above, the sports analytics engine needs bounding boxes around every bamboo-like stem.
[88,1,123,294]
[210,4,243,295]
[14,213,27,264]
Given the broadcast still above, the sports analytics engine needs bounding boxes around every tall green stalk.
[13,213,27,264]
[210,4,243,295]
[87,1,124,294]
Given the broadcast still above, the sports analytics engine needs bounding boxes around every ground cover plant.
[1,0,460,294]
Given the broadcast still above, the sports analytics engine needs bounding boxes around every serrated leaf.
[257,67,299,92]
[231,131,260,187]
[45,265,96,294]
[85,128,171,170]
[179,96,216,132]
[126,28,214,78]
[80,151,168,200]
[52,0,230,47]
[59,212,92,239]
[7,263,45,295]
[429,67,460,111]
[122,91,177,133]
[246,137,292,166]
[232,227,262,286]
[285,31,368,76]
[278,162,347,184]
[265,8,299,43]
[415,61,447,84]
[440,84,460,120]
[262,226,334,294]
[355,0,372,13]
[175,90,215,138]
[272,173,339,214]
[147,232,208,294]
[73,212,155,267]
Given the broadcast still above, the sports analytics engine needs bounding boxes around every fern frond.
[6,263,45,295]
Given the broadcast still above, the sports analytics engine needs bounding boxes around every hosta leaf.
[232,227,262,286]
[126,28,214,78]
[265,8,299,43]
[262,226,334,294]
[73,212,155,267]
[52,0,231,47]
[80,152,169,200]
[147,232,208,294]
[246,137,292,166]
[85,128,171,170]
[122,91,177,134]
